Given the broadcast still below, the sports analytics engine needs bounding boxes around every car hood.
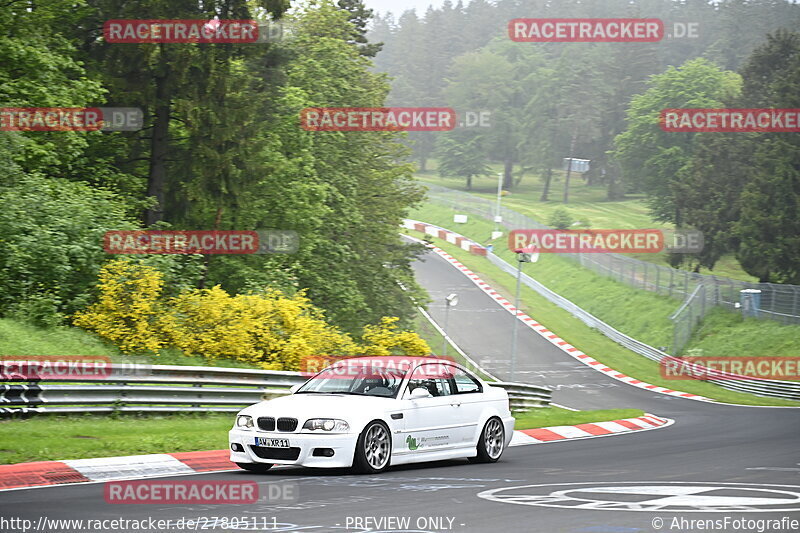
[242,393,396,420]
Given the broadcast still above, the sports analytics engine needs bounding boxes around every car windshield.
[296,365,407,398]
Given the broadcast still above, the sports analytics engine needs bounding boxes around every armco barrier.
[405,219,800,402]
[0,363,550,416]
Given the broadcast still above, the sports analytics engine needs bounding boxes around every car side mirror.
[289,384,302,394]
[409,387,432,400]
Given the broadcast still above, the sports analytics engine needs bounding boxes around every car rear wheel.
[469,417,505,463]
[353,421,391,474]
[236,462,273,473]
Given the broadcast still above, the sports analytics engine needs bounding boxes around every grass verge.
[0,408,646,464]
[514,407,645,431]
[0,318,262,369]
[416,170,756,281]
[0,413,233,465]
[404,227,800,407]
[410,204,681,351]
[408,203,800,361]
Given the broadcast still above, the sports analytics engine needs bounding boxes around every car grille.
[250,446,301,461]
[256,417,297,432]
[257,417,275,431]
[277,417,298,432]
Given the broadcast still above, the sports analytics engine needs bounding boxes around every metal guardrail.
[660,355,800,401]
[0,364,551,416]
[426,184,800,327]
[494,381,552,411]
[408,218,800,402]
[488,243,800,402]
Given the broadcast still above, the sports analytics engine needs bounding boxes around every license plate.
[254,437,290,448]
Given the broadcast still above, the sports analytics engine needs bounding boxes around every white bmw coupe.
[229,356,514,474]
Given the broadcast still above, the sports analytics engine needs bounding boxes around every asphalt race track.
[1,248,799,533]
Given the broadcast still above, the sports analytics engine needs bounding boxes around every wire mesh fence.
[669,284,707,355]
[425,184,800,354]
[409,219,800,400]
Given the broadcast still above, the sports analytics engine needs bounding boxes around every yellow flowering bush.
[162,287,361,370]
[360,317,431,356]
[74,260,431,370]
[72,260,167,354]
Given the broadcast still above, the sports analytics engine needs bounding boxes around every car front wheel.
[353,421,392,474]
[470,417,505,463]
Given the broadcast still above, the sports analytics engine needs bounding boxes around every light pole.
[441,293,459,356]
[510,248,539,381]
[495,172,503,232]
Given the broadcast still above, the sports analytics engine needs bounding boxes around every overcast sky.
[364,0,450,16]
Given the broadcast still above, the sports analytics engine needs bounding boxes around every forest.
[370,0,800,282]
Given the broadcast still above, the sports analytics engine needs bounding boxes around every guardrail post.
[701,284,706,318]
[193,382,202,408]
[672,319,679,356]
[669,269,674,297]
[655,266,660,294]
[642,262,648,290]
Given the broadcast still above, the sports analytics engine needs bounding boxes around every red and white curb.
[0,450,235,491]
[404,219,488,257]
[403,220,711,402]
[510,413,673,446]
[0,416,672,492]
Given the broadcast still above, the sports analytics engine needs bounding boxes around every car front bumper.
[502,416,515,448]
[229,429,358,469]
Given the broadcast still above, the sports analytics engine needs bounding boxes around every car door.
[445,366,485,444]
[397,363,463,454]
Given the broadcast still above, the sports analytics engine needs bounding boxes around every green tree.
[78,0,290,226]
[612,58,741,225]
[548,208,574,230]
[516,49,560,201]
[672,31,800,278]
[337,0,383,57]
[733,30,800,283]
[0,175,134,318]
[0,0,113,183]
[442,41,535,190]
[242,0,426,333]
[595,37,661,199]
[674,132,753,272]
[551,45,609,204]
[436,133,490,189]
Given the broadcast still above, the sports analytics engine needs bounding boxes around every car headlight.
[236,415,254,429]
[302,418,349,432]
